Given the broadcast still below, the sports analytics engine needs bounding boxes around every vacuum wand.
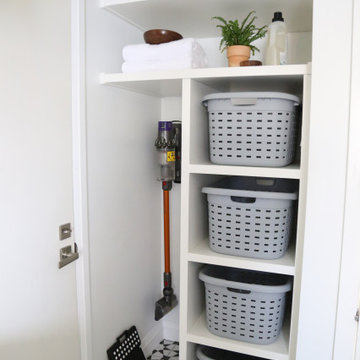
[154,121,180,321]
[161,184,175,307]
[163,186,171,274]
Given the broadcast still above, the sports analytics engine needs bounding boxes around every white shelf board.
[100,0,313,38]
[188,162,301,179]
[187,312,289,360]
[99,72,183,96]
[188,241,295,275]
[191,65,309,94]
[191,64,310,79]
[100,64,310,96]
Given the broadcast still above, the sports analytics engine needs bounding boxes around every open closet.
[77,0,357,359]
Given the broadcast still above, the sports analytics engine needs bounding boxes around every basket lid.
[202,92,300,105]
[202,176,298,200]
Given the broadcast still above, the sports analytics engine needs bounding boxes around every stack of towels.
[122,38,208,73]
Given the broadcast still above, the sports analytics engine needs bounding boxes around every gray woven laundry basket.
[196,345,265,359]
[202,177,298,259]
[199,265,292,345]
[202,92,300,167]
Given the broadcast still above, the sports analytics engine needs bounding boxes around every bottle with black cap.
[265,11,288,65]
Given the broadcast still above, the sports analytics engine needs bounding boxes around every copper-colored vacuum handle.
[163,189,170,273]
[155,185,178,321]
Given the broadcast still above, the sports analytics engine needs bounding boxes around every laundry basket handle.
[116,326,140,344]
[116,329,130,343]
[227,287,251,294]
[231,196,256,204]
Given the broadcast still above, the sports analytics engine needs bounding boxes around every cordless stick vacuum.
[154,121,181,321]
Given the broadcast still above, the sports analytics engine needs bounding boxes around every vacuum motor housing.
[154,121,177,182]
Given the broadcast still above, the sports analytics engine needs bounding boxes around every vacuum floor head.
[155,294,178,321]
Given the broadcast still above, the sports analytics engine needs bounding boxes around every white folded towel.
[122,56,207,73]
[122,38,208,68]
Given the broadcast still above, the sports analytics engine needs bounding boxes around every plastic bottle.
[265,12,288,65]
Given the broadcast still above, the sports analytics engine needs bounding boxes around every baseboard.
[162,320,179,342]
[141,322,163,358]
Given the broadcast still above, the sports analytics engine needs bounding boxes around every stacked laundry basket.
[196,91,300,359]
[202,92,300,167]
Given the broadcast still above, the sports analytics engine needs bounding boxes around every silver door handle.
[58,243,79,269]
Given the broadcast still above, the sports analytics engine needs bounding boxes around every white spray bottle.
[265,12,288,65]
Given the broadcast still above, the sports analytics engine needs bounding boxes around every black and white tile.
[147,339,179,360]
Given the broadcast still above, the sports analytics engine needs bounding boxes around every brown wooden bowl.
[144,29,183,44]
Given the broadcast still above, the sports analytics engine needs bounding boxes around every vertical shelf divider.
[179,78,191,358]
[288,74,312,358]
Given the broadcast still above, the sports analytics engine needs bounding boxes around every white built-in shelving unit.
[179,66,311,360]
[100,1,313,359]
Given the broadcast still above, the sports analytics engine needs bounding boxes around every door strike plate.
[58,243,79,269]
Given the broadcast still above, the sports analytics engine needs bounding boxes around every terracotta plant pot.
[226,45,251,67]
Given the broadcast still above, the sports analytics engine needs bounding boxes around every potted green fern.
[213,11,267,67]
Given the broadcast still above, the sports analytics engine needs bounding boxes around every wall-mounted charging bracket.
[172,121,181,184]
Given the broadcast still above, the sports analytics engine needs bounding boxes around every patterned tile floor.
[147,339,179,360]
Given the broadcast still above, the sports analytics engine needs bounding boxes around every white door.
[333,0,360,357]
[353,1,360,358]
[0,1,81,359]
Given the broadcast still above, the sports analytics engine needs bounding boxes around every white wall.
[159,97,182,340]
[85,2,165,358]
[0,1,80,359]
[198,32,312,68]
